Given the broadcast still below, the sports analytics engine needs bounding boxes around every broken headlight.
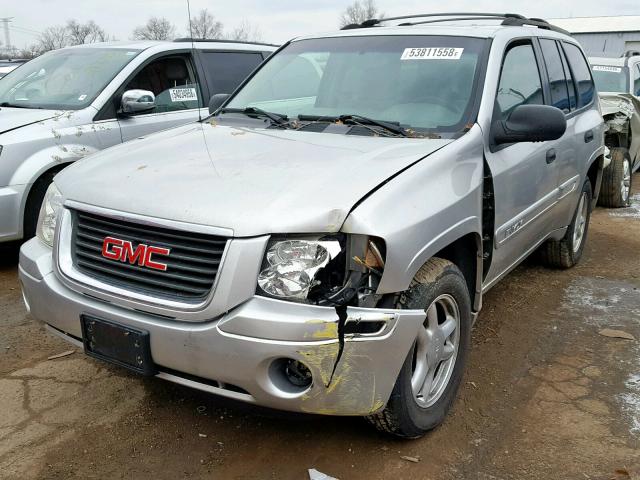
[257,237,344,302]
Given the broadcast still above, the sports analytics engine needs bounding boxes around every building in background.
[549,16,640,57]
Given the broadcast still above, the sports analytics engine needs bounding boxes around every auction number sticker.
[169,87,198,102]
[401,47,464,60]
[592,65,622,73]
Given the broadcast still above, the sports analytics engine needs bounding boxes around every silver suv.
[20,13,605,438]
[0,40,275,243]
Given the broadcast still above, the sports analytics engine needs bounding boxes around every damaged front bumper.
[19,238,426,416]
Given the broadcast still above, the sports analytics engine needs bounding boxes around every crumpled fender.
[599,93,640,166]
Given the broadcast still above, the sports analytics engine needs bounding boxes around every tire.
[539,179,592,269]
[23,170,58,240]
[367,258,471,438]
[598,147,632,208]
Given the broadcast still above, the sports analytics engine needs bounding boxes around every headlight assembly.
[36,182,63,247]
[257,238,343,301]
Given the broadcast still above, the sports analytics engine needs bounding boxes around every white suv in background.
[0,39,276,243]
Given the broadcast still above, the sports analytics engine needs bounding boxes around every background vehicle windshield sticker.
[401,47,464,60]
[593,65,622,73]
[169,88,198,102]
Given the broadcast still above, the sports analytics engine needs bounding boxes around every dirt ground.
[1,177,639,480]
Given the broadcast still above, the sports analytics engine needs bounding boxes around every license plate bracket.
[80,315,156,376]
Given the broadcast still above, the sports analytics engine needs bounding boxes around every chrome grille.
[71,210,227,301]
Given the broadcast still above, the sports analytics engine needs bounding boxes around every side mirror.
[121,89,155,115]
[209,93,230,114]
[493,104,567,145]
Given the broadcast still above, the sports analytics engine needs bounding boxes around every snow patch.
[561,277,640,436]
[610,194,640,219]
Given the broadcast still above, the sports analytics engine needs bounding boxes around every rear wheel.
[539,179,592,269]
[598,147,632,208]
[367,258,471,438]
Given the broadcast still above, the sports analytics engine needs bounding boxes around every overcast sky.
[3,0,640,49]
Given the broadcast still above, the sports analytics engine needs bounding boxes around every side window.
[559,47,577,110]
[496,43,544,119]
[199,52,264,95]
[540,39,571,112]
[562,43,595,107]
[634,64,640,96]
[124,55,201,114]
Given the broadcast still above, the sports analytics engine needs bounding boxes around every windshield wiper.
[219,107,289,127]
[298,114,408,137]
[0,102,32,109]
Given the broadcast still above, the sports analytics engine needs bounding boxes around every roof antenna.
[186,0,202,122]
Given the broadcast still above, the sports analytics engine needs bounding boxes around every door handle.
[584,130,594,143]
[546,148,557,164]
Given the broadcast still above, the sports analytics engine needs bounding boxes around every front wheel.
[598,147,632,208]
[367,258,471,438]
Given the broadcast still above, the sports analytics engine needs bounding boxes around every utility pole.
[0,17,14,55]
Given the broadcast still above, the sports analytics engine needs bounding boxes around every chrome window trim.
[55,201,232,318]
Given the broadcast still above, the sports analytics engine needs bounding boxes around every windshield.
[591,65,629,93]
[0,48,141,110]
[226,35,486,134]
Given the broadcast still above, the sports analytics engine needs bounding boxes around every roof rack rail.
[173,38,279,48]
[623,50,640,58]
[341,12,569,35]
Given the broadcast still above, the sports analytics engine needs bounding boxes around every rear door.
[197,50,265,97]
[118,53,207,142]
[557,42,601,224]
[484,39,560,283]
[538,38,580,229]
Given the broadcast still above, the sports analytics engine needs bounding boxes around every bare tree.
[339,0,383,27]
[132,17,177,41]
[228,20,263,43]
[67,20,108,45]
[188,9,223,39]
[37,26,69,53]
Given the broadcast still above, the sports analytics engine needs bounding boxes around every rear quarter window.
[200,51,264,95]
[562,43,595,108]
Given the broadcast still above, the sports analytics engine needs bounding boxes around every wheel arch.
[586,153,605,210]
[18,161,73,237]
[431,232,483,313]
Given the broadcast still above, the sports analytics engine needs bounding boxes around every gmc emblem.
[101,236,171,271]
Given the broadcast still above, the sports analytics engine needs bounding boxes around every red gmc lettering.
[101,237,170,271]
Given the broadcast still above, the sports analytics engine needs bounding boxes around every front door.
[484,40,560,285]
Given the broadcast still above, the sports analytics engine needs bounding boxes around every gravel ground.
[1,176,639,480]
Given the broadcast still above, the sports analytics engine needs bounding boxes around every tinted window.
[496,43,544,119]
[563,43,595,107]
[559,48,577,110]
[200,52,263,95]
[124,55,201,114]
[540,39,571,112]
[634,64,640,95]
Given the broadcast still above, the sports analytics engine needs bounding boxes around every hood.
[57,123,452,237]
[0,107,61,135]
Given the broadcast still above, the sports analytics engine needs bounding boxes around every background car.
[0,39,277,244]
[0,58,27,78]
[589,51,640,207]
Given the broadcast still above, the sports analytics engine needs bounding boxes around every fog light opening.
[268,358,313,395]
